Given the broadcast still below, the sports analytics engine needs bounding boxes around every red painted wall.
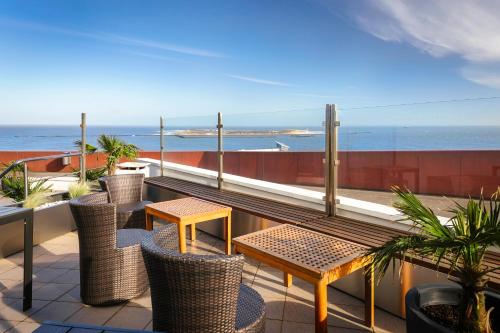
[1,150,499,198]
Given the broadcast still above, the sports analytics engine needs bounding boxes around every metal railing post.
[332,104,340,216]
[217,112,224,190]
[80,113,87,183]
[325,104,332,215]
[325,104,340,216]
[23,162,29,201]
[160,116,165,177]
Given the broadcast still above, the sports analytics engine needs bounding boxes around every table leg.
[145,212,153,231]
[178,224,187,254]
[23,214,33,311]
[224,213,232,255]
[283,272,293,287]
[400,261,411,318]
[190,224,196,242]
[314,278,328,333]
[364,265,375,328]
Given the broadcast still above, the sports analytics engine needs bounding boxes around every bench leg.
[283,273,292,287]
[314,278,328,333]
[364,265,375,328]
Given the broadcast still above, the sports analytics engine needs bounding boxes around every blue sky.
[1,0,499,126]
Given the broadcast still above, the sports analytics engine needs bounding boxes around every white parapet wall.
[137,157,423,231]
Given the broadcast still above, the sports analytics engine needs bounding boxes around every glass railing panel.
[221,108,326,197]
[337,98,500,219]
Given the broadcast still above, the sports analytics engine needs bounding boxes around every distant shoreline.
[173,129,322,138]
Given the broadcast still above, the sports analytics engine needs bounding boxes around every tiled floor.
[0,229,405,333]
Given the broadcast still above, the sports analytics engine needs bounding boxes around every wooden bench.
[145,176,500,314]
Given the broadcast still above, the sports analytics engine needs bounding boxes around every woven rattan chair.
[69,192,149,305]
[99,174,152,229]
[141,224,266,333]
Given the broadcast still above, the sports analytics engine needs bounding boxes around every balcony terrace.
[0,228,404,333]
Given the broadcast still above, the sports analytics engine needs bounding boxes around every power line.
[342,96,500,110]
[163,96,500,120]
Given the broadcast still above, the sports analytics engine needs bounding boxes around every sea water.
[0,126,499,151]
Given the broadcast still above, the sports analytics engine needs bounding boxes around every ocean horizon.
[1,125,500,152]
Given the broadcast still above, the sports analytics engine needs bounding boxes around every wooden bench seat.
[145,176,500,291]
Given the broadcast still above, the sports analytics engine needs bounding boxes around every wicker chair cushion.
[117,229,149,248]
[116,201,152,214]
[235,284,266,333]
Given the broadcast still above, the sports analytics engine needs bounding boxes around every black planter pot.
[406,284,500,333]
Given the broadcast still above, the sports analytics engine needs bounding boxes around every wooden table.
[145,197,232,254]
[233,224,374,333]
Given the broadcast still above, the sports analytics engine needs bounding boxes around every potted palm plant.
[368,187,499,333]
[97,134,139,175]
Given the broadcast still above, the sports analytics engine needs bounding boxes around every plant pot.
[0,200,76,258]
[406,284,499,333]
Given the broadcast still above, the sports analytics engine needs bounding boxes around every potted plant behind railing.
[367,187,499,333]
[97,135,139,175]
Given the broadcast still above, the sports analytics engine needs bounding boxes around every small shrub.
[68,182,91,199]
[23,191,49,209]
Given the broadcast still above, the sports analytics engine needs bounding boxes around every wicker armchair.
[99,174,152,229]
[69,192,149,305]
[141,224,266,333]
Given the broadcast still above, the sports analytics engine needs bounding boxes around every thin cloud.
[225,74,294,87]
[126,51,182,62]
[0,17,225,58]
[323,0,500,89]
[294,93,337,98]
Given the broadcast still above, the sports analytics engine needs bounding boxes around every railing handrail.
[0,152,82,180]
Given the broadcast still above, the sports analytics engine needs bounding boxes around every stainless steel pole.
[325,104,340,216]
[80,113,87,183]
[217,112,223,190]
[324,104,332,215]
[331,104,340,216]
[160,116,164,177]
[23,162,29,201]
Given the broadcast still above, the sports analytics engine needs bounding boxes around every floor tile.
[7,321,40,333]
[49,255,79,270]
[52,270,80,284]
[0,268,23,282]
[0,299,49,321]
[373,309,405,333]
[57,285,81,303]
[32,283,75,301]
[252,278,287,300]
[265,319,282,333]
[33,268,69,283]
[281,321,315,333]
[105,306,152,329]
[0,320,18,333]
[66,304,123,325]
[144,321,152,331]
[265,299,285,320]
[28,301,82,323]
[0,262,16,275]
[126,289,151,308]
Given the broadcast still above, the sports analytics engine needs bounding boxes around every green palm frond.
[96,135,139,174]
[73,140,97,154]
[368,186,500,284]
